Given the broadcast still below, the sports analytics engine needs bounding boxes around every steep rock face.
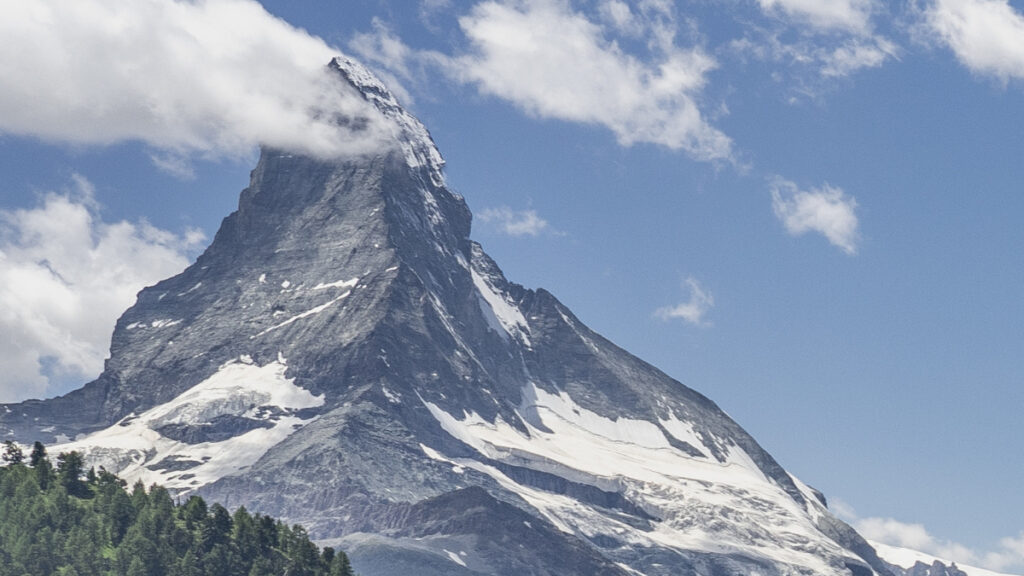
[2,56,891,576]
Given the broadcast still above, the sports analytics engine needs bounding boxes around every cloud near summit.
[0,0,395,168]
[352,0,734,162]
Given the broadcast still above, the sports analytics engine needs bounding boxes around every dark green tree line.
[0,442,356,576]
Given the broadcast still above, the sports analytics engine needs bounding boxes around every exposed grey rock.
[1,55,896,576]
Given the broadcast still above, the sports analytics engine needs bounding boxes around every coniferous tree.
[56,451,89,498]
[1,441,23,465]
[29,441,46,467]
[0,443,353,576]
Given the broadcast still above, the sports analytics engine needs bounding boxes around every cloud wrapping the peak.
[770,178,860,254]
[0,177,204,402]
[0,0,395,168]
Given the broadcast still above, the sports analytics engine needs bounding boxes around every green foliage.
[0,443,355,576]
[1,441,23,465]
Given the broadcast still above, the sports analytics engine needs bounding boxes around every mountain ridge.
[3,54,897,576]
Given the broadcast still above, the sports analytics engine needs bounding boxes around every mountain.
[872,541,1017,576]
[2,56,894,576]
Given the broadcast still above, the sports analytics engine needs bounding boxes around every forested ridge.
[0,441,355,576]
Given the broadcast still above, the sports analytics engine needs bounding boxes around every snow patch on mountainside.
[256,290,352,336]
[421,382,865,575]
[471,268,531,346]
[52,355,323,492]
[312,277,359,290]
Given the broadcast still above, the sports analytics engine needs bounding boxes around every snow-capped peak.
[330,56,445,186]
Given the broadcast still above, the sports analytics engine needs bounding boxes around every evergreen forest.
[0,441,355,576]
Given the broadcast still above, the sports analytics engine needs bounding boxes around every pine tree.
[330,551,355,576]
[56,451,89,498]
[29,441,46,467]
[0,444,354,576]
[1,441,23,465]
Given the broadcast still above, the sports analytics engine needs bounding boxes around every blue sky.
[1,0,1023,571]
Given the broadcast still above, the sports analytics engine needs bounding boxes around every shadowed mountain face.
[1,57,893,576]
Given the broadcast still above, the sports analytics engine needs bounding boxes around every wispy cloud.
[731,0,896,94]
[0,176,204,402]
[820,37,899,77]
[0,0,395,173]
[757,0,879,34]
[770,177,860,255]
[921,0,1024,82]
[477,207,550,237]
[655,277,714,326]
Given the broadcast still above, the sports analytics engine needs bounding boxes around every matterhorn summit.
[3,56,898,576]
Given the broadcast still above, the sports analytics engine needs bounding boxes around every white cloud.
[833,501,1024,573]
[856,517,979,563]
[737,0,896,87]
[922,0,1024,81]
[757,0,878,33]
[443,0,732,161]
[0,0,395,170]
[985,534,1024,571]
[348,19,418,106]
[0,176,204,402]
[421,0,453,17]
[733,32,897,83]
[655,277,714,326]
[821,37,898,77]
[598,0,645,36]
[477,207,550,236]
[770,178,859,255]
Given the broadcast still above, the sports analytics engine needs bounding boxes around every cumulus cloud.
[0,0,395,172]
[354,0,732,161]
[655,277,714,326]
[833,499,1024,572]
[770,178,859,255]
[986,533,1024,571]
[449,0,731,160]
[922,0,1024,82]
[856,517,979,563]
[0,176,204,402]
[477,207,550,236]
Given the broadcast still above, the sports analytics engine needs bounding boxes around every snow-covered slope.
[421,382,862,574]
[53,355,322,492]
[3,55,894,576]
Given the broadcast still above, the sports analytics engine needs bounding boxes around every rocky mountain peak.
[329,56,446,187]
[0,54,900,576]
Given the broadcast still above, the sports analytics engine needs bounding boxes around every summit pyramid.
[2,56,892,576]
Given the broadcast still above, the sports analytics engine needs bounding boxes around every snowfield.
[53,355,323,492]
[421,382,866,576]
